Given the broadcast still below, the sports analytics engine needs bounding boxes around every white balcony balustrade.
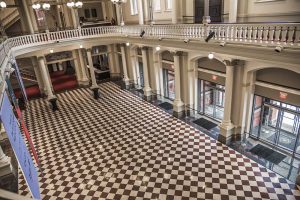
[0,23,299,67]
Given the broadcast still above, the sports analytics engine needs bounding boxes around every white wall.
[224,0,300,23]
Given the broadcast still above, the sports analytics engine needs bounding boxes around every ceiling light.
[155,46,161,51]
[208,53,214,59]
[50,49,54,53]
[67,2,75,7]
[32,3,41,10]
[42,3,50,10]
[126,42,130,46]
[75,1,83,8]
[0,1,7,8]
[79,44,83,48]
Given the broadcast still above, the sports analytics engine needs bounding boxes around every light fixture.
[208,52,214,59]
[126,42,130,46]
[158,37,163,41]
[79,44,83,48]
[184,39,190,43]
[219,41,226,47]
[140,30,145,38]
[205,31,215,42]
[0,1,7,8]
[155,46,161,51]
[50,49,54,53]
[67,1,83,8]
[275,45,283,53]
[32,3,41,9]
[42,3,51,10]
[111,0,127,4]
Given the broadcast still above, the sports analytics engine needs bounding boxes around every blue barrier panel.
[0,93,40,200]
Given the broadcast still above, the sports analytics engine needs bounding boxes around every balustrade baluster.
[295,25,300,44]
[238,26,243,41]
[263,26,269,42]
[247,26,252,41]
[287,26,295,44]
[268,26,275,43]
[257,26,263,42]
[281,25,288,43]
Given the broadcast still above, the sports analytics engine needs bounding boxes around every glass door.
[198,80,225,122]
[250,95,300,153]
[163,69,175,100]
[138,62,144,88]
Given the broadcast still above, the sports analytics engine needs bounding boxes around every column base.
[173,111,185,118]
[218,122,235,145]
[91,86,100,100]
[78,79,90,86]
[144,87,152,97]
[173,100,184,113]
[296,175,300,188]
[48,97,58,111]
[0,157,12,177]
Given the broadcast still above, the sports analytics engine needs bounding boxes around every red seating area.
[14,71,78,100]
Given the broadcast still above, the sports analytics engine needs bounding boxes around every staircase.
[13,68,38,84]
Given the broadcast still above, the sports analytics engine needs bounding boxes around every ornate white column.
[172,0,178,24]
[172,51,184,114]
[229,0,238,23]
[141,47,152,97]
[203,0,211,24]
[70,9,80,28]
[86,48,98,88]
[55,5,63,30]
[27,0,39,33]
[120,44,130,85]
[72,50,83,83]
[130,53,138,86]
[219,60,235,144]
[18,0,34,34]
[137,0,144,25]
[37,56,56,99]
[107,44,118,78]
[58,62,63,71]
[31,57,45,94]
[77,49,89,85]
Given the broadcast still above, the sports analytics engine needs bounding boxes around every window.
[165,0,172,10]
[130,0,138,15]
[91,9,97,18]
[152,0,161,12]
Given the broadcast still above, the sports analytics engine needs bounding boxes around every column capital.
[37,56,45,61]
[224,59,245,67]
[171,51,184,57]
[141,46,149,51]
[120,43,127,48]
[86,48,92,53]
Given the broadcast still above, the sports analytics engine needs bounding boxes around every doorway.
[163,68,175,100]
[250,95,300,153]
[194,0,223,23]
[198,79,225,121]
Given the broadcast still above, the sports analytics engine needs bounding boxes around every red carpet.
[14,72,79,100]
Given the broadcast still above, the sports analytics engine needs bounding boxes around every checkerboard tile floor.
[19,82,300,200]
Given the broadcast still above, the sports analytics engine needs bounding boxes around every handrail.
[1,23,300,70]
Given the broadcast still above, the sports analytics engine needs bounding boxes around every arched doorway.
[196,57,226,122]
[249,68,300,155]
[161,51,175,100]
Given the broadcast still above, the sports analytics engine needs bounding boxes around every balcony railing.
[0,23,299,67]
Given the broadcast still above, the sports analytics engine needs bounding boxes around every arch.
[246,61,300,75]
